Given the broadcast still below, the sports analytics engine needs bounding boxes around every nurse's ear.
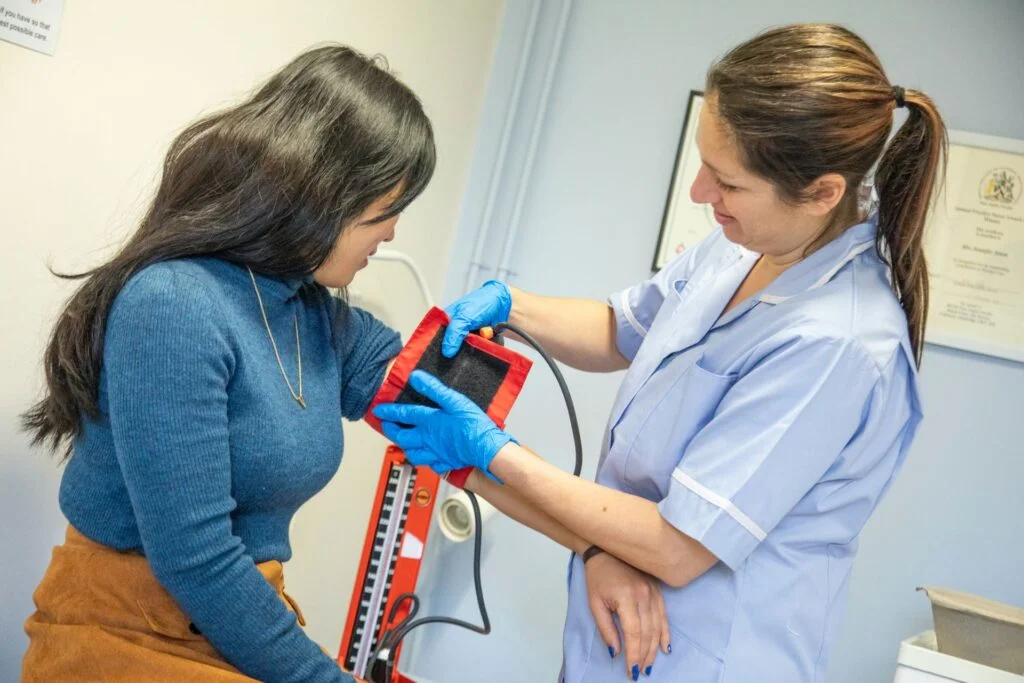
[802,173,847,216]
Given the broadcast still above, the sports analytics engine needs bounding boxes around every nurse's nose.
[690,164,720,206]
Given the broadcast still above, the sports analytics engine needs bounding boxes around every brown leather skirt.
[22,525,310,682]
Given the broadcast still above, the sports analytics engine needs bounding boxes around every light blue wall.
[404,1,1024,682]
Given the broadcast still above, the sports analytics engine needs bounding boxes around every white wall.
[403,1,1024,682]
[0,1,503,677]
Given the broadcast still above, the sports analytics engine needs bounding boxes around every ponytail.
[874,91,947,367]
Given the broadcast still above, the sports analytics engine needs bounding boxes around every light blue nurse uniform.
[560,219,922,682]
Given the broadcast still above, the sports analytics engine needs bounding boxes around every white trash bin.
[894,631,1024,683]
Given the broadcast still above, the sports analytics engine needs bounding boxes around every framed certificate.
[653,90,719,271]
[923,130,1024,362]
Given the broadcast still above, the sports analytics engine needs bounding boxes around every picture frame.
[653,90,718,271]
[923,129,1024,362]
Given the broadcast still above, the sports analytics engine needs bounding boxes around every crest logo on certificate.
[980,168,1021,206]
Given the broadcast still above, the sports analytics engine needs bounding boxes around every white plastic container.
[893,631,1024,683]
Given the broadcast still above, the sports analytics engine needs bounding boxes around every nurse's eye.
[715,177,739,192]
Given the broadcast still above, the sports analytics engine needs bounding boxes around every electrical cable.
[494,321,583,476]
[368,323,582,682]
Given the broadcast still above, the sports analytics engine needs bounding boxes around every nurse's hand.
[585,552,671,680]
[373,371,513,481]
[441,280,512,357]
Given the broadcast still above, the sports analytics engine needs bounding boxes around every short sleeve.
[608,231,720,361]
[657,335,880,570]
[332,297,403,419]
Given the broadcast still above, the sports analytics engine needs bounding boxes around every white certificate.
[923,130,1024,362]
[653,91,719,271]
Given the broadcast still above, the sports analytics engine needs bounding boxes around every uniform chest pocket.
[615,354,737,497]
[642,278,692,341]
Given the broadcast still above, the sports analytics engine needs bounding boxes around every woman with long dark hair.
[22,45,434,682]
[374,24,946,682]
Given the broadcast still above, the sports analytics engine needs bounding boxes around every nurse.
[374,23,946,682]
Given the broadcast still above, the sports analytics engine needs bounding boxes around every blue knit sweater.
[59,257,402,682]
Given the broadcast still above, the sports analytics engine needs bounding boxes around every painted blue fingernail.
[632,664,639,681]
[608,646,615,658]
[667,643,672,654]
[645,666,652,676]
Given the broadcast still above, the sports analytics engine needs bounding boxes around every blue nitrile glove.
[442,280,513,358]
[373,370,514,481]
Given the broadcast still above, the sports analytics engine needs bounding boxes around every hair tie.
[892,85,906,108]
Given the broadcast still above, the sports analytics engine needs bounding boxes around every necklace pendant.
[295,396,307,410]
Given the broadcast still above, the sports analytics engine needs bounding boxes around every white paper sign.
[0,0,64,56]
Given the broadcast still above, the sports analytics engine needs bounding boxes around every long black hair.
[23,45,436,459]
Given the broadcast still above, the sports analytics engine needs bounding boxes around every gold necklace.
[248,267,306,409]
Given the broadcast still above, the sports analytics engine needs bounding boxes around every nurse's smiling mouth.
[713,206,735,225]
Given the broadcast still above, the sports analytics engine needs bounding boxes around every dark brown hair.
[24,45,436,459]
[707,23,946,366]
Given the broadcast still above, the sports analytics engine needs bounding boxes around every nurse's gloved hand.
[441,280,512,358]
[373,371,513,481]
[585,552,671,680]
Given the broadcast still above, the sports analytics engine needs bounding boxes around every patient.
[21,45,433,683]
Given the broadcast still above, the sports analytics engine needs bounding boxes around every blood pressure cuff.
[365,307,532,488]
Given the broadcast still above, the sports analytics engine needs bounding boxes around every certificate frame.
[653,90,718,271]
[923,129,1024,363]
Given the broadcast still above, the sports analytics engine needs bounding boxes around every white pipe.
[463,0,543,292]
[494,0,574,283]
[369,248,435,308]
